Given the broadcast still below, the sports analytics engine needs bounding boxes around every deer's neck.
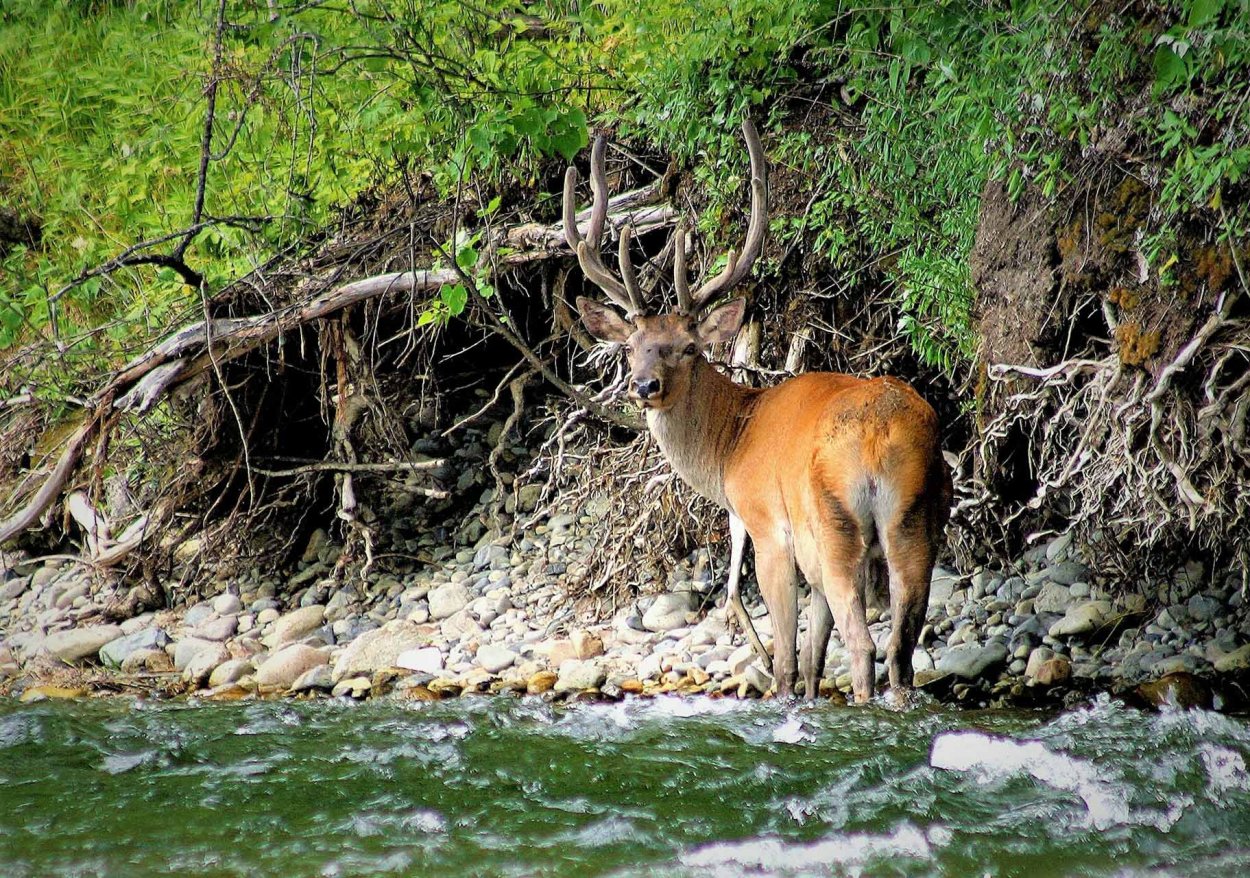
[646,358,757,509]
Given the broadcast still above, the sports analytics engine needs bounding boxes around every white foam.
[930,730,1131,829]
[771,716,813,745]
[1200,744,1250,796]
[682,823,932,873]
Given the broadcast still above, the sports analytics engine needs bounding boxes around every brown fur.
[579,297,951,703]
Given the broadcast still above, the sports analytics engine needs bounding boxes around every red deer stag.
[565,121,951,703]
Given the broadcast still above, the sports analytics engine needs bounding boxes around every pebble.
[43,625,125,664]
[256,644,328,689]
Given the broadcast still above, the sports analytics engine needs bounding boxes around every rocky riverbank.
[3,405,1249,712]
[4,501,1249,711]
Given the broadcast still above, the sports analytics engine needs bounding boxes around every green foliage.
[3,0,1248,382]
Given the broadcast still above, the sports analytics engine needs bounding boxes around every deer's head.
[565,121,767,411]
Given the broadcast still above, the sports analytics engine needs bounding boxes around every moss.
[1114,322,1161,366]
[1194,243,1234,294]
[1107,285,1140,310]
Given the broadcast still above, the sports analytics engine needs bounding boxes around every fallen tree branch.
[1,186,672,547]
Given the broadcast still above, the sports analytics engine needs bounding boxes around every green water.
[1,695,1248,877]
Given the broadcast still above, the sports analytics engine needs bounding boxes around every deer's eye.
[684,344,698,357]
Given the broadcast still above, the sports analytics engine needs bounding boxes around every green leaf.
[1153,44,1187,91]
[456,246,478,271]
[441,283,468,316]
[1187,0,1223,27]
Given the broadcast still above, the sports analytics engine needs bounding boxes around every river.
[2,695,1248,876]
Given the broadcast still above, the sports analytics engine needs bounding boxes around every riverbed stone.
[570,629,604,659]
[1214,644,1250,673]
[642,592,697,633]
[1049,601,1112,638]
[100,627,169,669]
[256,644,328,689]
[182,642,230,686]
[935,642,1008,679]
[429,582,472,621]
[191,614,238,642]
[396,646,444,675]
[1033,583,1073,614]
[208,658,254,688]
[477,644,517,673]
[120,648,173,673]
[269,605,325,645]
[212,593,242,616]
[42,625,124,664]
[555,659,606,693]
[332,619,434,681]
[291,664,334,692]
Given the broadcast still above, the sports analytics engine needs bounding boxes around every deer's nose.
[633,377,661,399]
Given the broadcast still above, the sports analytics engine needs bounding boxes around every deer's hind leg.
[801,586,834,700]
[884,513,938,703]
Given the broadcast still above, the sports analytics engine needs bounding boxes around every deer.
[563,120,952,704]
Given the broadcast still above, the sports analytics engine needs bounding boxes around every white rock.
[208,658,254,687]
[554,659,606,693]
[332,620,432,681]
[212,593,243,616]
[396,646,444,675]
[642,592,697,632]
[429,582,472,621]
[476,644,517,673]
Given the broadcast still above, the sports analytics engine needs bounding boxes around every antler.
[563,136,645,317]
[675,118,768,315]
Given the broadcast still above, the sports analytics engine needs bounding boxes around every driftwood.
[0,188,676,547]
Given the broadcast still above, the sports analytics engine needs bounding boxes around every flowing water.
[2,694,1249,877]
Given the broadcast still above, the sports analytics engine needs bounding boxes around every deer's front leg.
[753,540,799,698]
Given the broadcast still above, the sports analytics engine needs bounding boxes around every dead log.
[0,189,676,547]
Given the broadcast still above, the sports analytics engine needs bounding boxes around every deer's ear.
[576,297,632,343]
[697,297,746,345]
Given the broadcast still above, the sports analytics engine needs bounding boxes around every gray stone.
[554,659,607,693]
[1187,594,1223,623]
[1045,533,1074,564]
[191,615,238,642]
[43,625,125,664]
[929,568,959,606]
[1068,582,1091,599]
[476,644,517,673]
[100,627,169,670]
[1024,646,1055,679]
[1214,644,1250,673]
[183,601,216,627]
[428,582,472,621]
[290,664,334,692]
[256,644,329,689]
[332,620,432,681]
[182,642,230,686]
[208,658,254,687]
[1049,601,1112,638]
[270,605,325,645]
[174,637,224,672]
[0,576,29,602]
[1046,561,1090,586]
[212,593,242,616]
[935,642,1009,679]
[642,592,697,633]
[1033,582,1073,614]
